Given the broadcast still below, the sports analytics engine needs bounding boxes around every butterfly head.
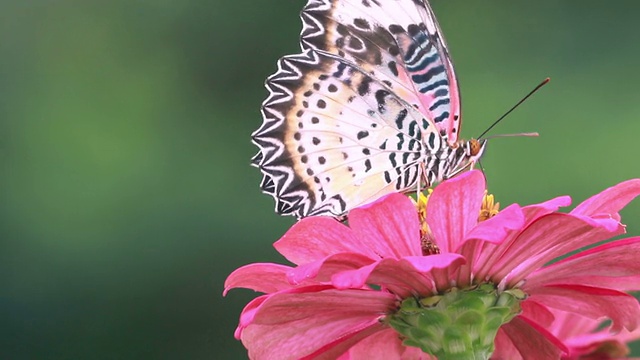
[454,138,487,175]
[467,138,487,162]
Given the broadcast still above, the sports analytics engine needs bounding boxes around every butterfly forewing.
[301,0,461,142]
[253,0,467,218]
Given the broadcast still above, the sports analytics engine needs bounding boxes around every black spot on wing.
[408,121,420,139]
[374,89,390,113]
[388,61,399,77]
[388,24,403,34]
[428,98,450,111]
[421,79,448,93]
[333,62,348,78]
[434,88,448,97]
[411,65,445,85]
[407,23,421,37]
[433,111,450,123]
[396,133,404,150]
[353,18,370,30]
[364,159,372,172]
[389,153,397,167]
[348,36,364,51]
[357,77,372,96]
[395,109,408,130]
[402,152,411,164]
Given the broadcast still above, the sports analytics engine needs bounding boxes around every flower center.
[386,283,525,360]
[420,232,441,255]
[414,190,500,255]
[478,191,500,222]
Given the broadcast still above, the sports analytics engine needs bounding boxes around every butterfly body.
[252,0,486,218]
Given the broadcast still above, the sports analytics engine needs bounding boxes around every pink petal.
[546,309,603,341]
[240,288,395,360]
[331,262,380,291]
[301,321,388,360]
[489,213,622,287]
[250,287,395,324]
[236,295,269,339]
[331,254,465,298]
[560,319,640,359]
[570,213,624,233]
[464,203,525,246]
[347,193,422,258]
[287,253,376,285]
[520,300,555,329]
[522,195,572,225]
[571,178,640,220]
[343,328,437,360]
[427,170,485,253]
[275,216,379,265]
[401,255,467,293]
[525,237,640,291]
[549,308,640,358]
[473,198,572,282]
[400,347,437,360]
[401,254,466,272]
[563,333,631,359]
[493,329,522,360]
[457,204,525,285]
[526,284,640,332]
[238,286,336,331]
[493,316,566,359]
[224,263,296,295]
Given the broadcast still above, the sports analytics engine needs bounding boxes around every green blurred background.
[1,1,639,358]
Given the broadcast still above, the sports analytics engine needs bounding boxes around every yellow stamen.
[479,191,500,222]
[414,190,432,236]
[413,190,440,255]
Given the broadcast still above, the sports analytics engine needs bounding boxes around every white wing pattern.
[252,0,486,218]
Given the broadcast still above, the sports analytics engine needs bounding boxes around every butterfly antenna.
[483,132,539,139]
[478,78,550,139]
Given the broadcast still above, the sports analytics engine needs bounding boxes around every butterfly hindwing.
[254,49,434,217]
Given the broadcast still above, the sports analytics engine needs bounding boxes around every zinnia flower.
[225,171,640,359]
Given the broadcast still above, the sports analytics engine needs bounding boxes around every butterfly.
[252,0,486,218]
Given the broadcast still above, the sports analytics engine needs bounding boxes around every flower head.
[225,171,640,359]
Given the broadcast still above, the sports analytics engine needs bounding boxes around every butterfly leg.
[417,161,431,198]
[416,163,422,199]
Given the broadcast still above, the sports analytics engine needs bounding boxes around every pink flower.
[225,171,640,359]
